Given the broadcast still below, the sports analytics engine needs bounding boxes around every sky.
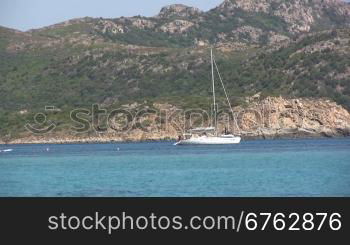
[0,0,224,31]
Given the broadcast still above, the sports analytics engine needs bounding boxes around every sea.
[0,138,349,197]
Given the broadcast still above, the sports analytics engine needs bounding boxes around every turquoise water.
[0,139,350,197]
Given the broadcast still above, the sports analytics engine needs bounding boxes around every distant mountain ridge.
[5,0,350,48]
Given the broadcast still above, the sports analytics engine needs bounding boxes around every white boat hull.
[175,136,241,145]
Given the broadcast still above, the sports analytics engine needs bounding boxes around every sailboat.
[175,48,241,145]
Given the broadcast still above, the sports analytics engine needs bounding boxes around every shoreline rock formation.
[2,97,350,145]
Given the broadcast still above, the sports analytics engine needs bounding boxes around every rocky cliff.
[3,97,350,144]
[234,96,350,139]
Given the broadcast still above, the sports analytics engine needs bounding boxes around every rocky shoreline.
[1,133,349,146]
[1,96,350,145]
[2,126,350,145]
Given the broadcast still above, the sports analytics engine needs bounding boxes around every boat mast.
[211,48,217,135]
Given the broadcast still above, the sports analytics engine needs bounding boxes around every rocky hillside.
[0,0,350,141]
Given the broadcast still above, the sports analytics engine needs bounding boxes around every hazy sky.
[0,0,224,31]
